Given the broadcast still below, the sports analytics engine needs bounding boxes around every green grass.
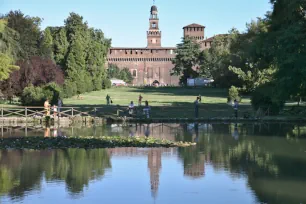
[64,87,253,118]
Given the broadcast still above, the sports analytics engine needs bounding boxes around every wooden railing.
[0,106,97,118]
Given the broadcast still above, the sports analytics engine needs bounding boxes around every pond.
[0,123,306,204]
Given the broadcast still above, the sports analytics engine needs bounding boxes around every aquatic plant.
[0,136,196,150]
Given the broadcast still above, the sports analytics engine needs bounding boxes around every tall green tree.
[171,37,201,85]
[268,0,306,101]
[50,27,69,67]
[40,27,54,59]
[5,10,42,59]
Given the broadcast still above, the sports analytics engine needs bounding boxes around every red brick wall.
[107,48,180,85]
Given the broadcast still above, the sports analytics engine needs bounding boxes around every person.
[44,99,50,116]
[106,94,111,105]
[53,105,57,117]
[143,100,151,119]
[194,97,200,118]
[144,124,150,137]
[138,94,143,106]
[233,99,239,119]
[128,101,135,116]
[198,95,202,103]
[57,98,63,117]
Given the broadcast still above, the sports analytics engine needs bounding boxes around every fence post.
[25,107,28,119]
[72,108,74,117]
[1,107,3,118]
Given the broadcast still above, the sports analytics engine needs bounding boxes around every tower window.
[152,23,156,28]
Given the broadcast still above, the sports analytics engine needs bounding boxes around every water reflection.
[0,123,306,203]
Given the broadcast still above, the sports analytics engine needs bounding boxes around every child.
[53,105,57,117]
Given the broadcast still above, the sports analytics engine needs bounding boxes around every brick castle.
[106,4,217,85]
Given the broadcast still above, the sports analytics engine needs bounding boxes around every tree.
[171,37,201,85]
[0,19,20,59]
[1,56,64,97]
[267,0,306,101]
[5,10,42,59]
[40,27,54,59]
[0,53,19,81]
[228,18,275,93]
[107,64,133,83]
[50,27,69,67]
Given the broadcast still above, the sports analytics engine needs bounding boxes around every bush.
[102,78,111,89]
[21,83,62,106]
[21,85,45,106]
[228,86,241,102]
[251,83,284,115]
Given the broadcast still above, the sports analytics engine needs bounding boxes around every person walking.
[194,97,200,118]
[233,99,239,119]
[138,94,143,106]
[57,98,63,117]
[106,94,111,105]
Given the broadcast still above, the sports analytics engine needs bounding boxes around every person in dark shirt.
[194,97,200,118]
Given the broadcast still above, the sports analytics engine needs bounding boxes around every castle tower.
[183,23,205,42]
[147,5,162,48]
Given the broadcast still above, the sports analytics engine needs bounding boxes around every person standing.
[233,99,239,119]
[128,101,135,116]
[44,99,50,116]
[106,94,111,105]
[194,97,200,118]
[138,94,143,106]
[57,98,63,117]
[143,100,151,119]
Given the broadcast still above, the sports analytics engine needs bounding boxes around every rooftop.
[183,23,205,29]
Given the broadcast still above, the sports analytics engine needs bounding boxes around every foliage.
[251,83,284,115]
[40,27,53,59]
[0,136,196,149]
[171,37,201,85]
[107,64,133,83]
[0,53,19,81]
[5,10,42,59]
[63,80,77,98]
[21,83,62,106]
[0,19,20,58]
[267,0,306,101]
[102,78,111,89]
[1,56,64,96]
[228,86,241,102]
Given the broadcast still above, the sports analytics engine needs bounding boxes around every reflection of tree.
[0,149,111,199]
[177,123,306,204]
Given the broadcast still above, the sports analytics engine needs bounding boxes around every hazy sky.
[0,0,272,47]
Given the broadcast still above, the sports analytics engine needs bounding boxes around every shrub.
[251,83,284,115]
[102,78,111,89]
[21,85,45,106]
[228,86,241,102]
[21,83,63,106]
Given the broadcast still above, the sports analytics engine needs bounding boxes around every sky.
[0,0,272,47]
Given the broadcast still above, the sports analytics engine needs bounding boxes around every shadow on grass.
[124,87,228,98]
[67,102,253,119]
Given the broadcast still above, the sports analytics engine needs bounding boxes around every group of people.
[106,94,151,118]
[44,98,63,117]
[194,95,239,119]
[128,95,150,118]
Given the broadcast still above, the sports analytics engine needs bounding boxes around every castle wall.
[107,48,180,85]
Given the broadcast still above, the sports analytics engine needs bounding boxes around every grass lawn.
[64,87,253,118]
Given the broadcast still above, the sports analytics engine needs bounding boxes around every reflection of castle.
[107,147,171,198]
[148,149,162,198]
[184,154,206,179]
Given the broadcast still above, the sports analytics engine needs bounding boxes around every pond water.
[0,123,306,204]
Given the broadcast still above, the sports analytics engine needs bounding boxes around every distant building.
[107,4,221,86]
